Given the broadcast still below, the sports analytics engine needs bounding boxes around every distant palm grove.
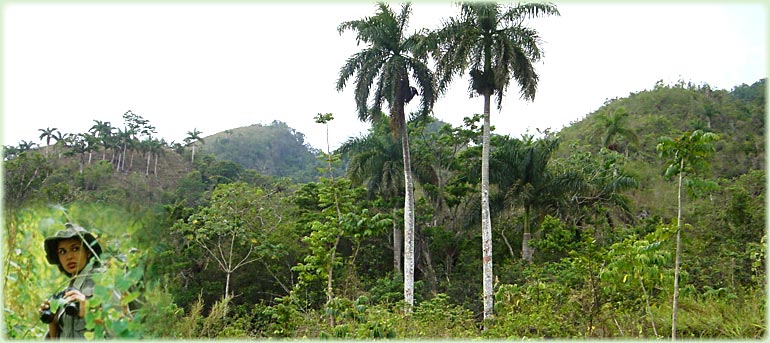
[3,2,765,340]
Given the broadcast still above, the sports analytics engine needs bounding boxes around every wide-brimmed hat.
[43,223,102,265]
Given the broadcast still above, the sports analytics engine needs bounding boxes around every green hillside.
[556,79,765,221]
[198,121,324,183]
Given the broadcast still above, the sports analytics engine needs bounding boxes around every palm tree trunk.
[121,143,127,171]
[481,92,494,328]
[400,108,416,310]
[522,206,534,263]
[671,160,684,340]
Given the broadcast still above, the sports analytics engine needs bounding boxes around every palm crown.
[433,2,559,109]
[336,2,436,129]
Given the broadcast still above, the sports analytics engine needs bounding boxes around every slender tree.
[656,130,719,340]
[431,2,559,326]
[336,2,436,309]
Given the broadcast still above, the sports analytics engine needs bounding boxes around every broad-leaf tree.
[336,2,436,309]
[656,129,719,340]
[431,2,559,325]
[175,182,284,299]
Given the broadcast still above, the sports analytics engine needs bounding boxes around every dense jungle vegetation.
[2,3,766,340]
[4,78,765,339]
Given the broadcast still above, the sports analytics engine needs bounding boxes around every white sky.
[2,2,767,151]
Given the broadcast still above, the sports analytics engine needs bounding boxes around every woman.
[39,223,102,339]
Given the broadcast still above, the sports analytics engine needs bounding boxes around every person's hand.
[39,299,51,315]
[63,289,88,318]
[64,289,86,303]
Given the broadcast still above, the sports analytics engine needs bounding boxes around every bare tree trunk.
[671,160,684,340]
[146,153,151,175]
[121,143,127,171]
[401,107,416,311]
[640,278,659,337]
[481,93,494,328]
[327,236,340,327]
[522,206,534,263]
[225,271,230,299]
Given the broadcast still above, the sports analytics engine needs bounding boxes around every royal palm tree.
[38,127,59,157]
[89,120,114,160]
[185,129,204,165]
[336,2,436,309]
[431,2,559,325]
[657,130,718,340]
[17,140,38,152]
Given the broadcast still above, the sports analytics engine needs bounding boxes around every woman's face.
[56,238,91,275]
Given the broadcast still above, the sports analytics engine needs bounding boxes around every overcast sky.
[2,2,767,151]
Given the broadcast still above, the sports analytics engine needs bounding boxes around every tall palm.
[336,2,436,308]
[432,2,559,325]
[17,140,37,152]
[185,129,204,165]
[38,127,59,157]
[656,130,718,340]
[89,120,113,161]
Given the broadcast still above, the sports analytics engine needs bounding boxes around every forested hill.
[557,78,765,179]
[198,121,324,183]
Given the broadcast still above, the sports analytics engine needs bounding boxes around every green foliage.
[3,202,171,339]
[652,287,765,338]
[3,151,53,208]
[657,130,719,179]
[490,282,582,338]
[2,69,765,339]
[290,177,392,311]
